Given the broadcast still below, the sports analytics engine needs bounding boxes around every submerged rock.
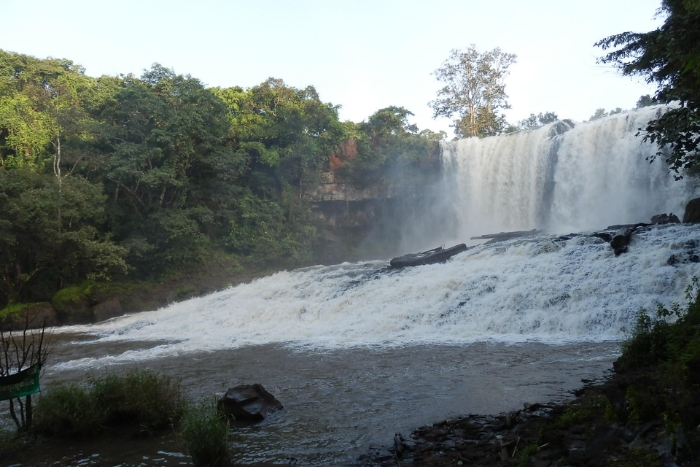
[218,383,283,422]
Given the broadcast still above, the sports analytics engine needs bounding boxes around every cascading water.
[441,106,697,240]
[39,109,700,466]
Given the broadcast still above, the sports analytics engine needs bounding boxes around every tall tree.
[429,45,517,138]
[596,0,700,176]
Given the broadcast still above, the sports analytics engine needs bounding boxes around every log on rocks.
[389,244,468,268]
[470,229,542,244]
[218,383,283,422]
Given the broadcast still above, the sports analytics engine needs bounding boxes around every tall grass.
[179,400,231,467]
[32,369,186,436]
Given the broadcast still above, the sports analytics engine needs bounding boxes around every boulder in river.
[610,228,633,256]
[217,383,283,422]
[650,213,680,224]
[683,198,700,223]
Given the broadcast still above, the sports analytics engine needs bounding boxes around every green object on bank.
[0,364,40,400]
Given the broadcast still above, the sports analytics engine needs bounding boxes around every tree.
[518,111,559,131]
[596,0,700,176]
[589,108,608,121]
[636,94,657,108]
[430,45,517,138]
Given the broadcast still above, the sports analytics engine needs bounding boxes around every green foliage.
[556,406,591,428]
[0,168,128,304]
[611,279,700,436]
[227,190,317,266]
[637,94,657,108]
[515,444,539,467]
[51,282,92,312]
[33,369,185,437]
[179,400,231,467]
[596,1,700,177]
[617,279,700,371]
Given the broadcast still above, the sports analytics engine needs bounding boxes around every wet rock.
[589,232,612,243]
[610,228,633,256]
[91,298,123,322]
[683,197,700,223]
[218,383,283,422]
[1,302,57,330]
[52,296,91,325]
[651,213,681,224]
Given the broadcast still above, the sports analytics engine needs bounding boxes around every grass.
[33,369,186,437]
[179,400,232,467]
[30,369,232,466]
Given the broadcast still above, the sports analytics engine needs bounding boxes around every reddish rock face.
[328,140,359,171]
[329,152,343,171]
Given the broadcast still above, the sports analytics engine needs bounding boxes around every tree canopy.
[0,49,446,306]
[596,0,700,176]
[429,45,517,138]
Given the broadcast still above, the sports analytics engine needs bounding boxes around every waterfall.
[441,106,698,239]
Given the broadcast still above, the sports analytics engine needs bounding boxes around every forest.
[0,50,444,308]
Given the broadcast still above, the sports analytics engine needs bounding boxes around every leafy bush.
[179,400,231,467]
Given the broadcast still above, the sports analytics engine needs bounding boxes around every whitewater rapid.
[442,106,698,238]
[54,224,700,370]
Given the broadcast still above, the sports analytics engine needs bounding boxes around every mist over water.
[441,106,697,241]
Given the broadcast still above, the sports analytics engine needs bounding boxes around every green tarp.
[0,364,40,401]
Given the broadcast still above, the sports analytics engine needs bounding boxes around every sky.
[2,0,664,136]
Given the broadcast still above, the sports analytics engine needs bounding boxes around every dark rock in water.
[683,197,700,223]
[610,228,633,256]
[218,383,283,422]
[590,232,613,243]
[548,119,575,138]
[650,213,680,224]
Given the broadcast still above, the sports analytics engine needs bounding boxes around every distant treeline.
[0,50,442,306]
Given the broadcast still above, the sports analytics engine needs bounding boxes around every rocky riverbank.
[357,368,700,467]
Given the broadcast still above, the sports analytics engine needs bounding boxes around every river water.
[40,223,700,466]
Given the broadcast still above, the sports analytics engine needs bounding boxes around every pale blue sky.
[2,0,662,135]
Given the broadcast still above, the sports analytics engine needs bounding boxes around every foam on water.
[54,224,700,369]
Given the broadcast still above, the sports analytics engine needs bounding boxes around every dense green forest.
[0,50,441,307]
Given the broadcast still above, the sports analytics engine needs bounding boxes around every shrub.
[32,382,102,436]
[90,369,185,432]
[617,278,700,372]
[33,369,186,437]
[179,400,231,467]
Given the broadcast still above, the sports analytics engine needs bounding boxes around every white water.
[54,224,700,370]
[442,107,698,239]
